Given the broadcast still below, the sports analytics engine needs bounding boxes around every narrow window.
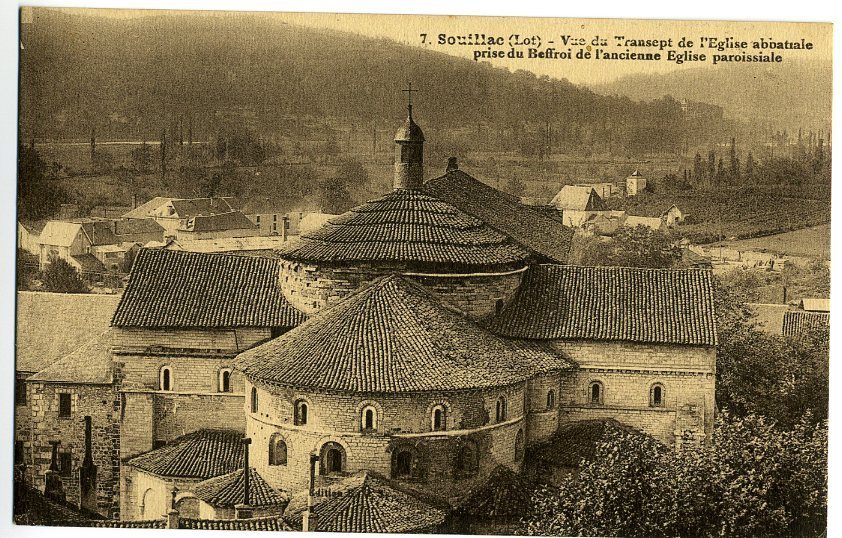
[546,390,556,410]
[432,406,446,431]
[58,393,72,418]
[219,369,232,393]
[514,429,525,461]
[59,452,72,476]
[455,442,479,478]
[251,387,258,413]
[589,382,604,405]
[360,405,377,431]
[15,440,23,465]
[650,384,664,407]
[269,434,287,466]
[160,366,172,391]
[495,396,507,422]
[294,400,309,426]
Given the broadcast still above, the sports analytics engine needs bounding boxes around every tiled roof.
[126,429,243,479]
[39,221,82,247]
[181,210,258,232]
[237,275,572,393]
[171,197,236,217]
[16,291,122,374]
[179,516,291,531]
[70,253,105,273]
[193,467,288,508]
[486,264,718,346]
[454,465,541,519]
[122,197,174,219]
[28,331,113,384]
[164,235,289,254]
[528,420,652,469]
[423,170,574,264]
[112,249,306,328]
[278,189,530,267]
[782,310,829,337]
[73,519,167,528]
[285,472,447,533]
[551,185,608,211]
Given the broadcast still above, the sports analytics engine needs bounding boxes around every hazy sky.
[35,7,833,86]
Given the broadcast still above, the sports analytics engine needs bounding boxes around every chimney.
[167,487,180,529]
[132,193,138,209]
[234,437,254,519]
[282,216,289,242]
[446,157,459,172]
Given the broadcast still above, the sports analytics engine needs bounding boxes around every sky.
[28,6,833,86]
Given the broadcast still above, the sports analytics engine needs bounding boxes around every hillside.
[19,9,731,156]
[592,61,832,134]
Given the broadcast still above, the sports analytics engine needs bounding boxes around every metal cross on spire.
[402,82,419,117]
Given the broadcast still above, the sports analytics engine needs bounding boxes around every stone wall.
[244,379,527,499]
[112,327,271,354]
[25,381,121,518]
[121,465,201,521]
[278,260,525,319]
[553,340,716,445]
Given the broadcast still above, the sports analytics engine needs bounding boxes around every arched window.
[294,400,308,426]
[455,441,479,478]
[650,383,665,407]
[319,442,346,476]
[391,446,419,479]
[361,405,377,432]
[250,387,258,413]
[589,381,604,405]
[218,368,232,393]
[269,434,287,466]
[431,405,447,431]
[546,390,556,410]
[159,366,173,391]
[514,429,525,461]
[495,396,507,423]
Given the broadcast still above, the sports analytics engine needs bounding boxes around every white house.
[625,171,647,196]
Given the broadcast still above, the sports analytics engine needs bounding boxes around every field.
[712,224,831,260]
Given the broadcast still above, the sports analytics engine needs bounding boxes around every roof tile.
[126,429,243,479]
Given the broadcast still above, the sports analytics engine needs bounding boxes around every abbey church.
[16,103,717,530]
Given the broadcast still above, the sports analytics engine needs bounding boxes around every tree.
[744,152,754,183]
[131,141,153,174]
[707,150,716,187]
[524,414,827,537]
[693,152,705,185]
[570,226,681,269]
[40,257,89,294]
[319,176,353,214]
[16,249,39,290]
[17,144,68,221]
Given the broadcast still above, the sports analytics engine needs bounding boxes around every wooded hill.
[20,9,733,156]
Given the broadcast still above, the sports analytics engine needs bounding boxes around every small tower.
[394,83,425,190]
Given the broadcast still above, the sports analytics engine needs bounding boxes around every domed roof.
[235,276,572,393]
[278,189,530,268]
[394,107,425,142]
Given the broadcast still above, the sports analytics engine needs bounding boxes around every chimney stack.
[446,157,459,172]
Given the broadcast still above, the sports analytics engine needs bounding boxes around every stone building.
[625,170,648,196]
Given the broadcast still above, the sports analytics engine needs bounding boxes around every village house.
[122,197,237,238]
[17,221,46,256]
[175,210,261,241]
[623,215,667,232]
[550,185,612,228]
[625,170,647,196]
[16,105,718,530]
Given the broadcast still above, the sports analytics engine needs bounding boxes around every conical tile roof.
[236,276,571,393]
[193,467,288,508]
[278,189,530,267]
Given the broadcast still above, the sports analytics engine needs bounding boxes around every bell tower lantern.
[394,83,425,190]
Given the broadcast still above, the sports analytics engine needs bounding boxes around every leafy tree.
[40,257,89,294]
[524,414,827,537]
[319,176,352,214]
[16,249,39,290]
[693,152,705,185]
[744,152,754,183]
[130,141,153,174]
[570,226,681,268]
[17,144,68,221]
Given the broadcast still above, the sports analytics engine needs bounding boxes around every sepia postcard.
[10,4,833,537]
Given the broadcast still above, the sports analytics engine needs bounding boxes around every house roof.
[164,235,288,254]
[298,211,337,234]
[284,472,447,533]
[278,189,530,268]
[19,220,48,235]
[16,291,122,374]
[782,311,829,337]
[528,419,648,469]
[193,467,288,508]
[39,221,82,247]
[550,185,608,211]
[454,465,543,519]
[485,265,718,346]
[121,197,174,219]
[28,331,113,384]
[126,429,243,479]
[424,170,574,264]
[70,253,105,273]
[170,197,236,217]
[112,249,305,328]
[180,210,258,233]
[237,275,572,393]
[800,298,830,312]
